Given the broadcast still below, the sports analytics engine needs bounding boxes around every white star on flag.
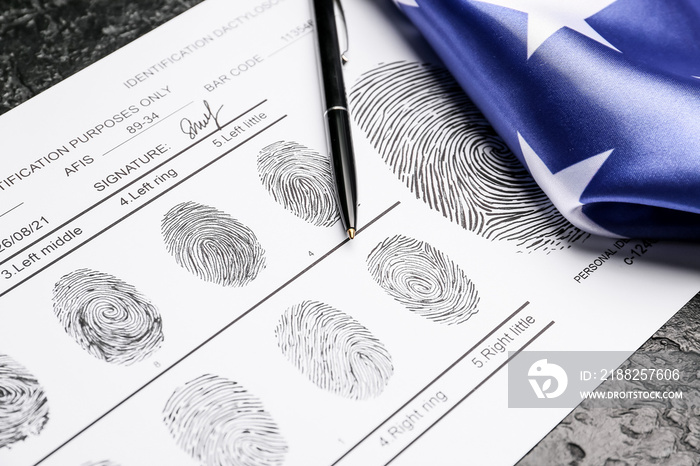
[518,133,618,237]
[394,0,419,7]
[476,0,620,58]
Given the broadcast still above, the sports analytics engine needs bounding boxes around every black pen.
[311,0,358,239]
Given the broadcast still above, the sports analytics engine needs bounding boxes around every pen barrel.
[312,0,358,233]
[326,108,358,231]
[312,0,347,109]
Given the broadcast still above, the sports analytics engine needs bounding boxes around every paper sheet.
[1,0,699,464]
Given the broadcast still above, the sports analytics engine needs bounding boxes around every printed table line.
[0,99,267,272]
[0,202,23,219]
[386,320,556,465]
[32,200,402,466]
[0,108,279,298]
[331,301,531,465]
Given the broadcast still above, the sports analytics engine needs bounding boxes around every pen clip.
[334,0,350,64]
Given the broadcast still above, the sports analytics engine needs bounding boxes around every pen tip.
[347,228,356,240]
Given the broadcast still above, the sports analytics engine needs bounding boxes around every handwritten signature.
[180,100,223,139]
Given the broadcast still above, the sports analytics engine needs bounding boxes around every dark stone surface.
[1,1,699,464]
[0,0,204,115]
[518,295,700,466]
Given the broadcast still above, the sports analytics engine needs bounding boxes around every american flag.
[394,0,700,239]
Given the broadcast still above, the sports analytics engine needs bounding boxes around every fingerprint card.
[1,0,700,465]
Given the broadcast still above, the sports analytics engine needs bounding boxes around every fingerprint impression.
[163,374,287,466]
[161,201,266,287]
[367,235,479,325]
[53,269,163,365]
[276,300,393,400]
[0,354,49,449]
[258,141,339,227]
[52,269,163,365]
[349,61,588,252]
